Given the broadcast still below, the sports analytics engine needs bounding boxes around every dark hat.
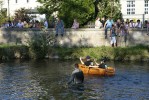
[86,56,90,59]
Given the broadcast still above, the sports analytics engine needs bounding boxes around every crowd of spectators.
[1,17,149,45]
[2,17,149,30]
[1,19,42,29]
[95,17,149,29]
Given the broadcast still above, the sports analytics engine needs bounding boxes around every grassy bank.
[0,45,29,60]
[53,45,149,61]
[0,45,149,61]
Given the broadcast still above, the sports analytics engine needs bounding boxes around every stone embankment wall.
[0,28,149,47]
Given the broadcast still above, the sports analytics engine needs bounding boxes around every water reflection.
[0,60,149,100]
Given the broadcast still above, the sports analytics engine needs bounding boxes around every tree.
[14,8,31,22]
[37,0,95,27]
[0,10,7,26]
[37,0,122,27]
[58,0,95,27]
[97,0,122,21]
[37,0,62,27]
[0,1,7,26]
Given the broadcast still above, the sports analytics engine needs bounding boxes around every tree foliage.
[14,8,31,22]
[37,0,122,27]
[0,10,7,26]
[0,1,7,26]
[58,0,95,27]
[27,32,55,59]
[97,0,122,20]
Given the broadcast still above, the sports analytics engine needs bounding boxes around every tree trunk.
[94,0,100,19]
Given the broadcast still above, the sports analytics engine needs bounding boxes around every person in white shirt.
[71,19,79,29]
[129,20,135,28]
[135,19,142,28]
[17,20,24,28]
[95,17,102,29]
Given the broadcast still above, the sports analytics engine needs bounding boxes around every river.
[0,60,149,100]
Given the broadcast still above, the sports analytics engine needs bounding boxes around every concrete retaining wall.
[0,28,149,47]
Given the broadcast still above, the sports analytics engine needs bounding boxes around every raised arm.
[94,59,99,66]
[80,57,84,64]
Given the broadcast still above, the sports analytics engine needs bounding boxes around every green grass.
[0,44,149,61]
[53,45,149,61]
[0,45,29,60]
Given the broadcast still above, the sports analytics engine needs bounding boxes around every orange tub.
[78,64,115,76]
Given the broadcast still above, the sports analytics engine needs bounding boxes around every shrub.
[27,33,55,59]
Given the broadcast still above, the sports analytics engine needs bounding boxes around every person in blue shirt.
[104,17,114,39]
[55,18,65,37]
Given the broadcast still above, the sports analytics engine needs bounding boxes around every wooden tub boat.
[78,64,115,76]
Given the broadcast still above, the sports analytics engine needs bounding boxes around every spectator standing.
[104,17,114,39]
[44,20,48,29]
[95,17,102,29]
[55,18,65,37]
[116,19,121,36]
[110,24,117,47]
[120,23,128,46]
[71,19,79,29]
[116,19,121,46]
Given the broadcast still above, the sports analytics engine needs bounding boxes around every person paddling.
[80,56,94,66]
[67,63,84,85]
[94,59,108,69]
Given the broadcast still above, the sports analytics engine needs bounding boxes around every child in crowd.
[110,24,117,47]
